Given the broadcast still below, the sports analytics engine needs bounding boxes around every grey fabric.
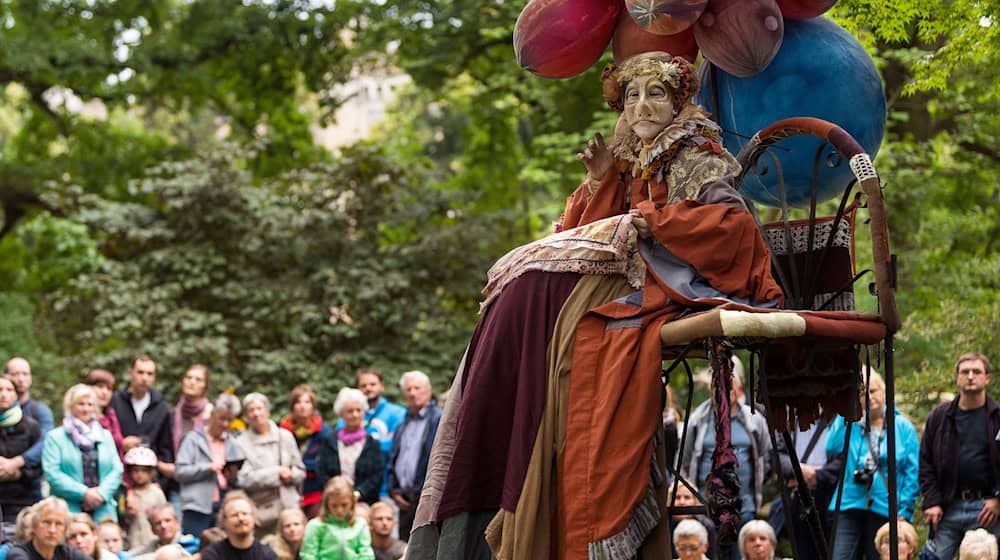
[175,429,245,515]
[639,239,779,308]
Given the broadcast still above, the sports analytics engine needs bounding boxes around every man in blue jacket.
[388,370,441,541]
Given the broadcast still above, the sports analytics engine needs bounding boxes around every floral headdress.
[601,52,699,113]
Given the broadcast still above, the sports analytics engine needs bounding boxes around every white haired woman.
[235,392,304,538]
[317,388,384,504]
[738,520,789,560]
[958,528,998,560]
[41,384,123,523]
[674,519,710,560]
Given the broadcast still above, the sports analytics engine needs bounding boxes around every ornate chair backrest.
[732,118,899,331]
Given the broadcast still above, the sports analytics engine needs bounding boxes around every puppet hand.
[577,132,614,181]
[629,209,652,239]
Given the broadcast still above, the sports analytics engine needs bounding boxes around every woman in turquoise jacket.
[43,384,124,523]
[301,476,374,560]
[825,370,919,560]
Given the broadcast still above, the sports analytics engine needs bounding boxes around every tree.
[0,0,362,238]
[47,142,499,408]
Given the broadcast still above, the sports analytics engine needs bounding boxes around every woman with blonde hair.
[42,384,123,523]
[66,513,116,560]
[262,508,306,560]
[873,519,918,560]
[300,477,373,560]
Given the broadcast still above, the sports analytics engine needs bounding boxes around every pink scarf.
[173,396,208,452]
[337,427,367,446]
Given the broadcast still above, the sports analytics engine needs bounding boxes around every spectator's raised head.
[277,508,306,546]
[66,513,101,558]
[63,384,98,423]
[369,502,396,538]
[674,519,708,560]
[218,491,257,542]
[129,355,157,397]
[180,365,210,401]
[124,446,159,487]
[860,367,885,418]
[668,483,699,520]
[148,503,180,545]
[959,528,998,560]
[289,384,317,425]
[875,520,918,560]
[955,352,991,397]
[84,369,116,409]
[97,519,125,554]
[738,520,777,560]
[334,388,367,432]
[30,497,71,551]
[399,370,432,412]
[356,368,385,405]
[242,392,272,434]
[209,393,241,435]
[4,356,32,398]
[0,376,18,411]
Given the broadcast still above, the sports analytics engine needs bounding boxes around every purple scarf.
[64,415,102,449]
[173,396,208,452]
[337,427,367,446]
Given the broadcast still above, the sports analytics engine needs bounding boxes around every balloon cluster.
[514,0,837,79]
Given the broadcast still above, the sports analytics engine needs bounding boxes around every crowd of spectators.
[666,352,998,560]
[0,355,441,560]
[0,349,996,560]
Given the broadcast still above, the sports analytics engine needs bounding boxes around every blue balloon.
[694,17,886,208]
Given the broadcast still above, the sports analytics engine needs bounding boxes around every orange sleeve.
[558,169,627,231]
[637,199,784,305]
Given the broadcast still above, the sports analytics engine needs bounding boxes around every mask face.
[623,74,675,145]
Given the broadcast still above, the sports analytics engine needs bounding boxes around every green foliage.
[48,143,497,412]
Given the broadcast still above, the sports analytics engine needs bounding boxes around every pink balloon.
[612,10,698,63]
[624,0,707,35]
[776,0,837,20]
[514,0,621,79]
[693,0,783,77]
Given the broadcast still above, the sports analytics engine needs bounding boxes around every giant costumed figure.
[407,52,784,560]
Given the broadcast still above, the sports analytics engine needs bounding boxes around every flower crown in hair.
[602,54,699,112]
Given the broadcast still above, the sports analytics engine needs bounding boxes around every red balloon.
[693,0,783,77]
[776,0,837,20]
[514,0,621,79]
[623,0,706,35]
[612,10,697,63]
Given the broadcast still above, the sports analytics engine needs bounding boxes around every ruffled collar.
[616,104,722,180]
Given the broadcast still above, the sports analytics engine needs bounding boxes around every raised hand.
[577,132,614,180]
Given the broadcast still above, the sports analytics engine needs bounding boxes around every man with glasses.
[920,352,1000,560]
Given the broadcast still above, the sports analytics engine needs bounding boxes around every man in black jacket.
[920,352,1000,560]
[110,356,175,482]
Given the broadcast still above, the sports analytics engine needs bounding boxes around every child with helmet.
[122,446,167,550]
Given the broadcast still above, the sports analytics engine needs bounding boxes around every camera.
[853,467,875,486]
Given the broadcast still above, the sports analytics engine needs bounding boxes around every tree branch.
[958,141,1000,165]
